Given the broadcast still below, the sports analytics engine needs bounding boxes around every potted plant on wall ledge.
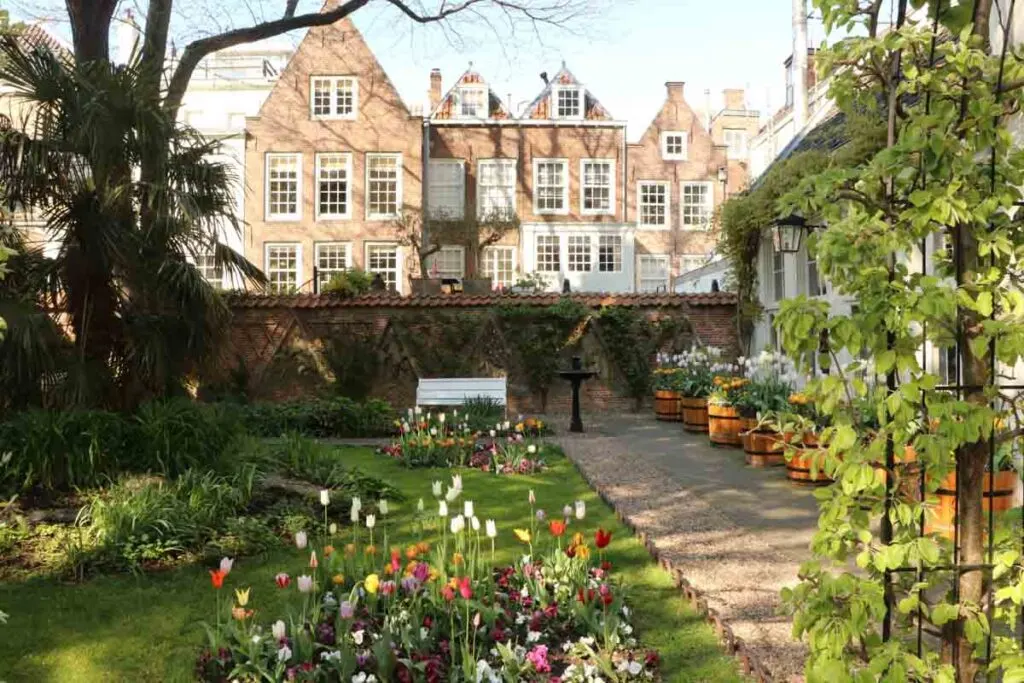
[735,350,798,467]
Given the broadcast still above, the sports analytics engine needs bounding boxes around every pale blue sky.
[15,0,825,141]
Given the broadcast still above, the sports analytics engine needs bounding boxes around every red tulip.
[442,586,455,602]
[595,529,612,549]
[458,576,473,600]
[549,520,566,537]
[209,568,226,589]
[275,572,290,589]
[390,550,401,574]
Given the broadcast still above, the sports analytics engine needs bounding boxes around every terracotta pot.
[708,403,741,447]
[741,419,784,467]
[680,397,709,433]
[654,390,682,422]
[924,469,1018,539]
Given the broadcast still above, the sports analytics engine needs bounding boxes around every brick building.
[243,3,759,294]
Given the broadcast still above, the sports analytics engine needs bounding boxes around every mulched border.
[570,458,777,683]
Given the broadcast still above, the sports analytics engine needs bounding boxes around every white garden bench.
[415,377,508,414]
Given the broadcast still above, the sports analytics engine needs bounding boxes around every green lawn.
[0,446,743,682]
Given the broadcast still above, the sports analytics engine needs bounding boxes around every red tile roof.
[227,291,737,309]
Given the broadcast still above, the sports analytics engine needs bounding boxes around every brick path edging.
[570,458,777,682]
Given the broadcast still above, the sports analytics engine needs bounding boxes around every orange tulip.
[210,569,227,589]
[549,520,566,537]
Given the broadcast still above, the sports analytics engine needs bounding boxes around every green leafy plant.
[321,334,381,401]
[321,268,374,297]
[236,398,396,438]
[598,307,682,408]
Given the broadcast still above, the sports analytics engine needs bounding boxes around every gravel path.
[553,413,817,682]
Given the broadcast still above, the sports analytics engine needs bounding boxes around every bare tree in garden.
[771,0,1024,680]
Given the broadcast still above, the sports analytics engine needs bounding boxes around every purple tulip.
[536,509,546,521]
[413,562,430,582]
[401,576,421,594]
[339,601,355,619]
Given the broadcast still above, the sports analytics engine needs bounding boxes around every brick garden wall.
[215,291,738,414]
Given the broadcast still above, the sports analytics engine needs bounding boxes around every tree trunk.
[65,0,117,63]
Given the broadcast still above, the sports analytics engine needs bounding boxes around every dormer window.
[456,86,487,119]
[661,131,688,161]
[553,86,583,119]
[310,76,357,120]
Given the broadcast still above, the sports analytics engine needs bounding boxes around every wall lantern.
[772,214,808,254]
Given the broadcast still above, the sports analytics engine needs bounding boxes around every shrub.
[132,399,245,476]
[322,335,380,401]
[238,397,395,438]
[321,268,374,297]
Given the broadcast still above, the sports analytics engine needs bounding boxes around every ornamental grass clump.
[195,479,658,682]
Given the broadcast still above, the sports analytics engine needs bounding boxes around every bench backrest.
[416,377,508,407]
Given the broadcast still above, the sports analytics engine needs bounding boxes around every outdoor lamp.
[772,214,807,254]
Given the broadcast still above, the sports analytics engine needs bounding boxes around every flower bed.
[380,409,549,473]
[196,479,659,682]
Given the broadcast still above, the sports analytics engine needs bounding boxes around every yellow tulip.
[575,544,591,560]
[513,528,531,544]
[234,587,251,607]
[332,574,345,585]
[365,573,380,594]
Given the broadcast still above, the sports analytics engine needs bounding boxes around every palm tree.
[0,36,264,410]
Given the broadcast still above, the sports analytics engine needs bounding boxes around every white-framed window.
[536,235,561,272]
[661,131,688,161]
[581,159,614,215]
[680,181,713,229]
[638,254,670,292]
[638,182,669,229]
[598,235,622,272]
[456,86,487,119]
[552,86,583,119]
[427,159,465,219]
[724,128,748,158]
[315,153,352,220]
[315,242,351,290]
[478,159,516,218]
[265,153,301,220]
[265,243,301,293]
[772,249,785,301]
[365,243,400,292]
[194,250,222,284]
[533,159,569,215]
[366,153,402,219]
[567,235,593,272]
[310,76,357,119]
[681,254,706,274]
[426,245,465,279]
[481,246,516,288]
[807,250,825,296]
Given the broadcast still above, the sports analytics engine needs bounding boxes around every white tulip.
[277,645,292,662]
[575,500,586,520]
[452,474,463,491]
[350,505,359,523]
[297,575,313,593]
[528,489,536,505]
[329,523,337,535]
[432,480,443,497]
[294,531,308,550]
[220,556,234,575]
[379,499,389,516]
[351,496,362,513]
[445,486,460,503]
[439,413,446,424]
[365,514,376,530]
[489,429,496,438]
[562,504,573,518]
[471,516,480,532]
[463,500,474,518]
[320,490,330,507]
[430,427,438,436]
[414,406,422,415]
[271,619,286,641]
[450,515,465,534]
[527,444,537,454]
[417,498,425,513]
[485,519,497,538]
[439,500,449,517]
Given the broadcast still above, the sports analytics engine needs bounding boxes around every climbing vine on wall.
[596,307,688,407]
[390,312,481,378]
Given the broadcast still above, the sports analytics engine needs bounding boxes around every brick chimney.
[429,69,443,111]
[665,81,685,102]
[723,88,745,110]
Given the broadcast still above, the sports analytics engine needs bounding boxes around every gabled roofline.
[429,67,511,122]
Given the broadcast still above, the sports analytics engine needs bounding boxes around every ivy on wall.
[595,307,689,408]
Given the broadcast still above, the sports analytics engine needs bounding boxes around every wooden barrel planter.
[785,432,831,484]
[924,469,1018,539]
[873,446,921,501]
[654,390,682,422]
[741,418,785,467]
[681,397,709,433]
[708,403,741,447]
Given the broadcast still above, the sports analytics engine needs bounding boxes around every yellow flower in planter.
[513,529,531,544]
[365,574,380,594]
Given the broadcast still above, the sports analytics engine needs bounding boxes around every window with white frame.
[567,235,592,272]
[807,251,824,296]
[366,243,400,291]
[366,153,402,219]
[481,246,515,288]
[534,159,568,214]
[598,235,622,272]
[310,76,357,119]
[426,245,465,279]
[724,128,748,158]
[478,159,516,218]
[638,182,669,228]
[427,160,465,219]
[553,86,583,119]
[581,160,614,215]
[315,242,350,290]
[194,250,222,284]
[638,255,670,292]
[456,86,487,119]
[265,243,300,292]
[772,249,785,301]
[680,182,713,229]
[661,131,688,160]
[681,255,706,274]
[315,153,351,219]
[265,153,301,220]
[536,235,561,272]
